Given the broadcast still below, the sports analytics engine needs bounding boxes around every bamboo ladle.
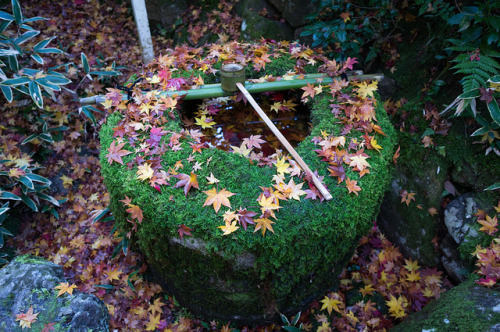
[219,63,332,200]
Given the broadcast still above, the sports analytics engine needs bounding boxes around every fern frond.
[451,52,500,92]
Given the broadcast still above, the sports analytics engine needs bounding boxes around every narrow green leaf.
[0,207,10,216]
[0,10,14,21]
[488,98,500,126]
[33,37,55,51]
[31,53,44,65]
[14,30,39,45]
[28,80,43,108]
[38,132,53,143]
[19,175,34,190]
[7,55,18,72]
[20,195,38,212]
[24,173,51,185]
[11,0,22,25]
[35,48,63,54]
[89,70,121,77]
[81,106,96,125]
[35,77,60,91]
[0,85,12,102]
[95,284,114,290]
[21,133,39,145]
[37,193,60,206]
[471,126,490,137]
[0,191,21,200]
[92,208,110,223]
[44,75,71,85]
[484,183,500,191]
[0,227,13,237]
[23,16,49,23]
[0,77,30,86]
[0,49,19,56]
[81,53,89,74]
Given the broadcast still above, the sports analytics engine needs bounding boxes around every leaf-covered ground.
[0,0,469,330]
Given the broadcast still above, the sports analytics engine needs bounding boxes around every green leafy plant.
[0,0,71,108]
[280,311,304,332]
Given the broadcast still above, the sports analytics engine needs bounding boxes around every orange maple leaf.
[126,204,144,223]
[54,282,77,297]
[15,305,39,329]
[106,267,123,282]
[346,177,361,195]
[147,297,165,316]
[477,215,498,235]
[174,172,199,196]
[301,82,317,100]
[400,190,416,206]
[202,188,236,213]
[254,217,275,236]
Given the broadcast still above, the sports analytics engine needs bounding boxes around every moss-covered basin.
[99,43,397,323]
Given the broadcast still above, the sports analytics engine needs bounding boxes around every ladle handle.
[236,83,333,201]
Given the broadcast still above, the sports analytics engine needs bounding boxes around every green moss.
[391,277,500,332]
[99,55,397,320]
[13,254,50,265]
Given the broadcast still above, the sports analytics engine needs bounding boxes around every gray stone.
[0,255,109,331]
[440,235,471,283]
[237,0,294,41]
[391,279,500,331]
[145,0,187,28]
[268,0,316,28]
[444,193,480,245]
[378,159,446,266]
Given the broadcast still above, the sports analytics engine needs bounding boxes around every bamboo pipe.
[79,73,384,105]
[236,82,333,201]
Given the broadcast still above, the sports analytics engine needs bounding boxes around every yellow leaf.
[274,157,290,176]
[370,138,383,152]
[202,188,236,213]
[356,81,378,98]
[320,294,343,315]
[145,313,161,331]
[218,220,239,235]
[254,217,275,236]
[15,305,39,329]
[136,163,154,181]
[54,282,77,297]
[60,174,73,188]
[195,115,216,129]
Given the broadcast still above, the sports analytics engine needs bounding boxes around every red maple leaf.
[177,224,193,239]
[106,141,132,165]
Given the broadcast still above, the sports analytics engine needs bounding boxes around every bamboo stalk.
[79,73,384,105]
[236,82,333,201]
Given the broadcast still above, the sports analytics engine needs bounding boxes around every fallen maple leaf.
[218,220,239,235]
[41,322,56,332]
[477,215,498,235]
[148,298,165,316]
[174,172,199,196]
[202,188,236,213]
[274,157,290,176]
[145,313,161,331]
[136,163,154,181]
[346,178,361,195]
[205,172,219,184]
[106,141,132,165]
[386,295,407,319]
[254,217,275,236]
[54,282,77,297]
[393,145,401,165]
[106,267,123,282]
[177,224,193,239]
[237,208,256,230]
[126,204,144,223]
[15,306,39,329]
[400,190,416,206]
[320,294,343,315]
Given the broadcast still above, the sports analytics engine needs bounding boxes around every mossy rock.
[391,277,500,332]
[99,53,397,323]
